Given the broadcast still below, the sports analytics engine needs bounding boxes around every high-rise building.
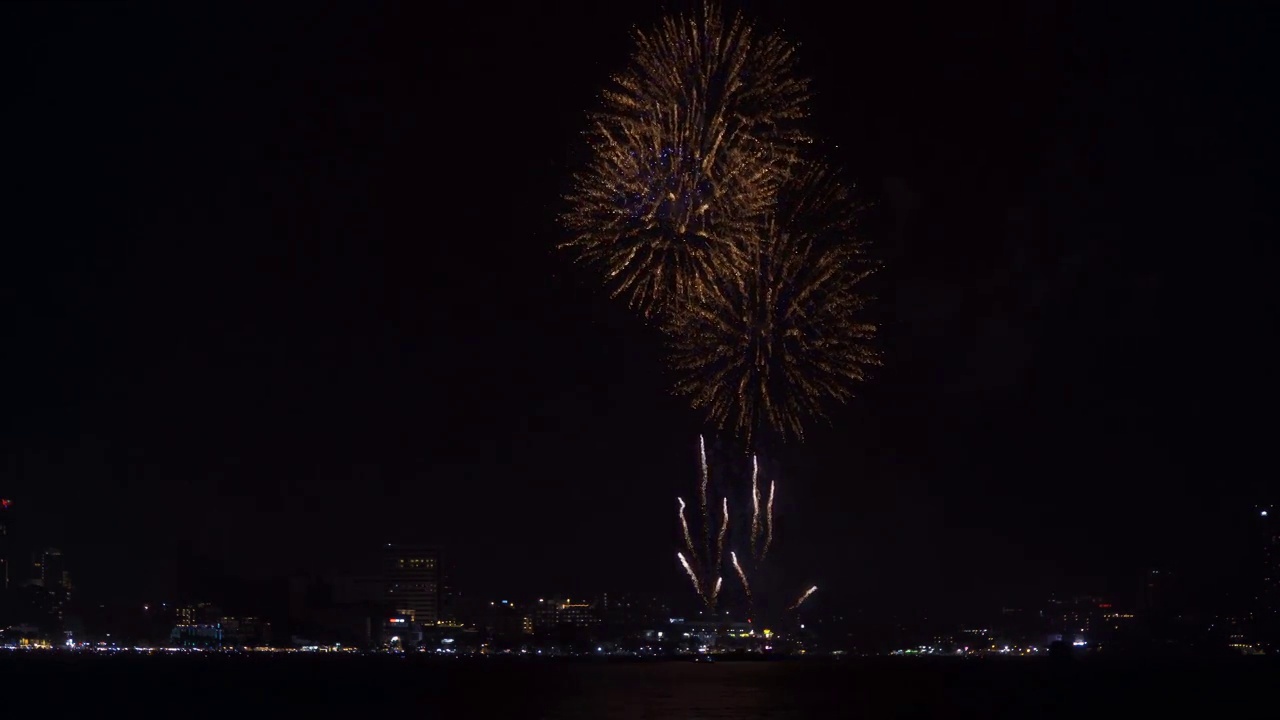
[38,548,64,589]
[176,602,220,626]
[1137,568,1170,618]
[383,544,439,626]
[1258,505,1278,628]
[33,548,70,619]
[30,543,64,589]
[0,498,11,591]
[532,597,600,630]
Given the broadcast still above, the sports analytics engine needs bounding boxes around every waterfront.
[4,653,1277,718]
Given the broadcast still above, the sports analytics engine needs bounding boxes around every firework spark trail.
[699,436,709,500]
[699,436,711,585]
[750,454,760,559]
[677,440,724,610]
[678,552,702,596]
[761,479,776,560]
[677,497,699,567]
[731,551,751,600]
[716,497,729,572]
[789,585,818,610]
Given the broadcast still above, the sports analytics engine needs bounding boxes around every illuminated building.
[170,622,223,649]
[383,544,439,626]
[37,548,65,590]
[1260,506,1278,612]
[31,548,70,619]
[532,597,600,629]
[1259,504,1279,642]
[176,602,219,626]
[1044,596,1111,645]
[439,576,459,624]
[220,616,272,647]
[598,594,670,631]
[478,599,529,639]
[381,612,421,649]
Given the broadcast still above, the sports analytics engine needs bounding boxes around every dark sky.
[2,1,1274,620]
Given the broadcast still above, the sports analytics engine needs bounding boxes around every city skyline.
[2,0,1273,624]
[4,494,1278,634]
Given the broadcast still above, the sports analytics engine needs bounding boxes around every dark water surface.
[3,653,1276,718]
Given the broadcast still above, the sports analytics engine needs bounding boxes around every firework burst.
[664,163,880,445]
[561,1,810,318]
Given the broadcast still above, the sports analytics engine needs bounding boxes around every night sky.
[2,1,1274,620]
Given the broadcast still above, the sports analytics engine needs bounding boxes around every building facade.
[383,544,439,626]
[1259,505,1279,643]
[532,597,600,630]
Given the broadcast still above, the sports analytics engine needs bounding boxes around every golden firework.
[561,1,809,318]
[664,164,880,445]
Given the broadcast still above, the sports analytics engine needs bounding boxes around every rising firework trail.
[677,552,702,596]
[731,551,751,601]
[699,436,711,583]
[762,480,776,560]
[676,437,730,610]
[747,456,774,563]
[750,455,760,559]
[677,497,698,567]
[558,1,863,630]
[728,457,809,618]
[716,497,729,573]
[699,436,709,502]
[789,585,818,611]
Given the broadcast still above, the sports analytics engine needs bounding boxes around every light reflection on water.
[546,663,792,720]
[2,653,1275,718]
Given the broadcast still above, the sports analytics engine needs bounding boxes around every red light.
[1098,603,1112,608]
[0,499,11,509]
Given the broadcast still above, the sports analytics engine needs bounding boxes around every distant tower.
[1137,568,1169,619]
[41,548,65,588]
[1258,505,1278,631]
[0,498,11,590]
[39,548,68,618]
[383,544,440,626]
